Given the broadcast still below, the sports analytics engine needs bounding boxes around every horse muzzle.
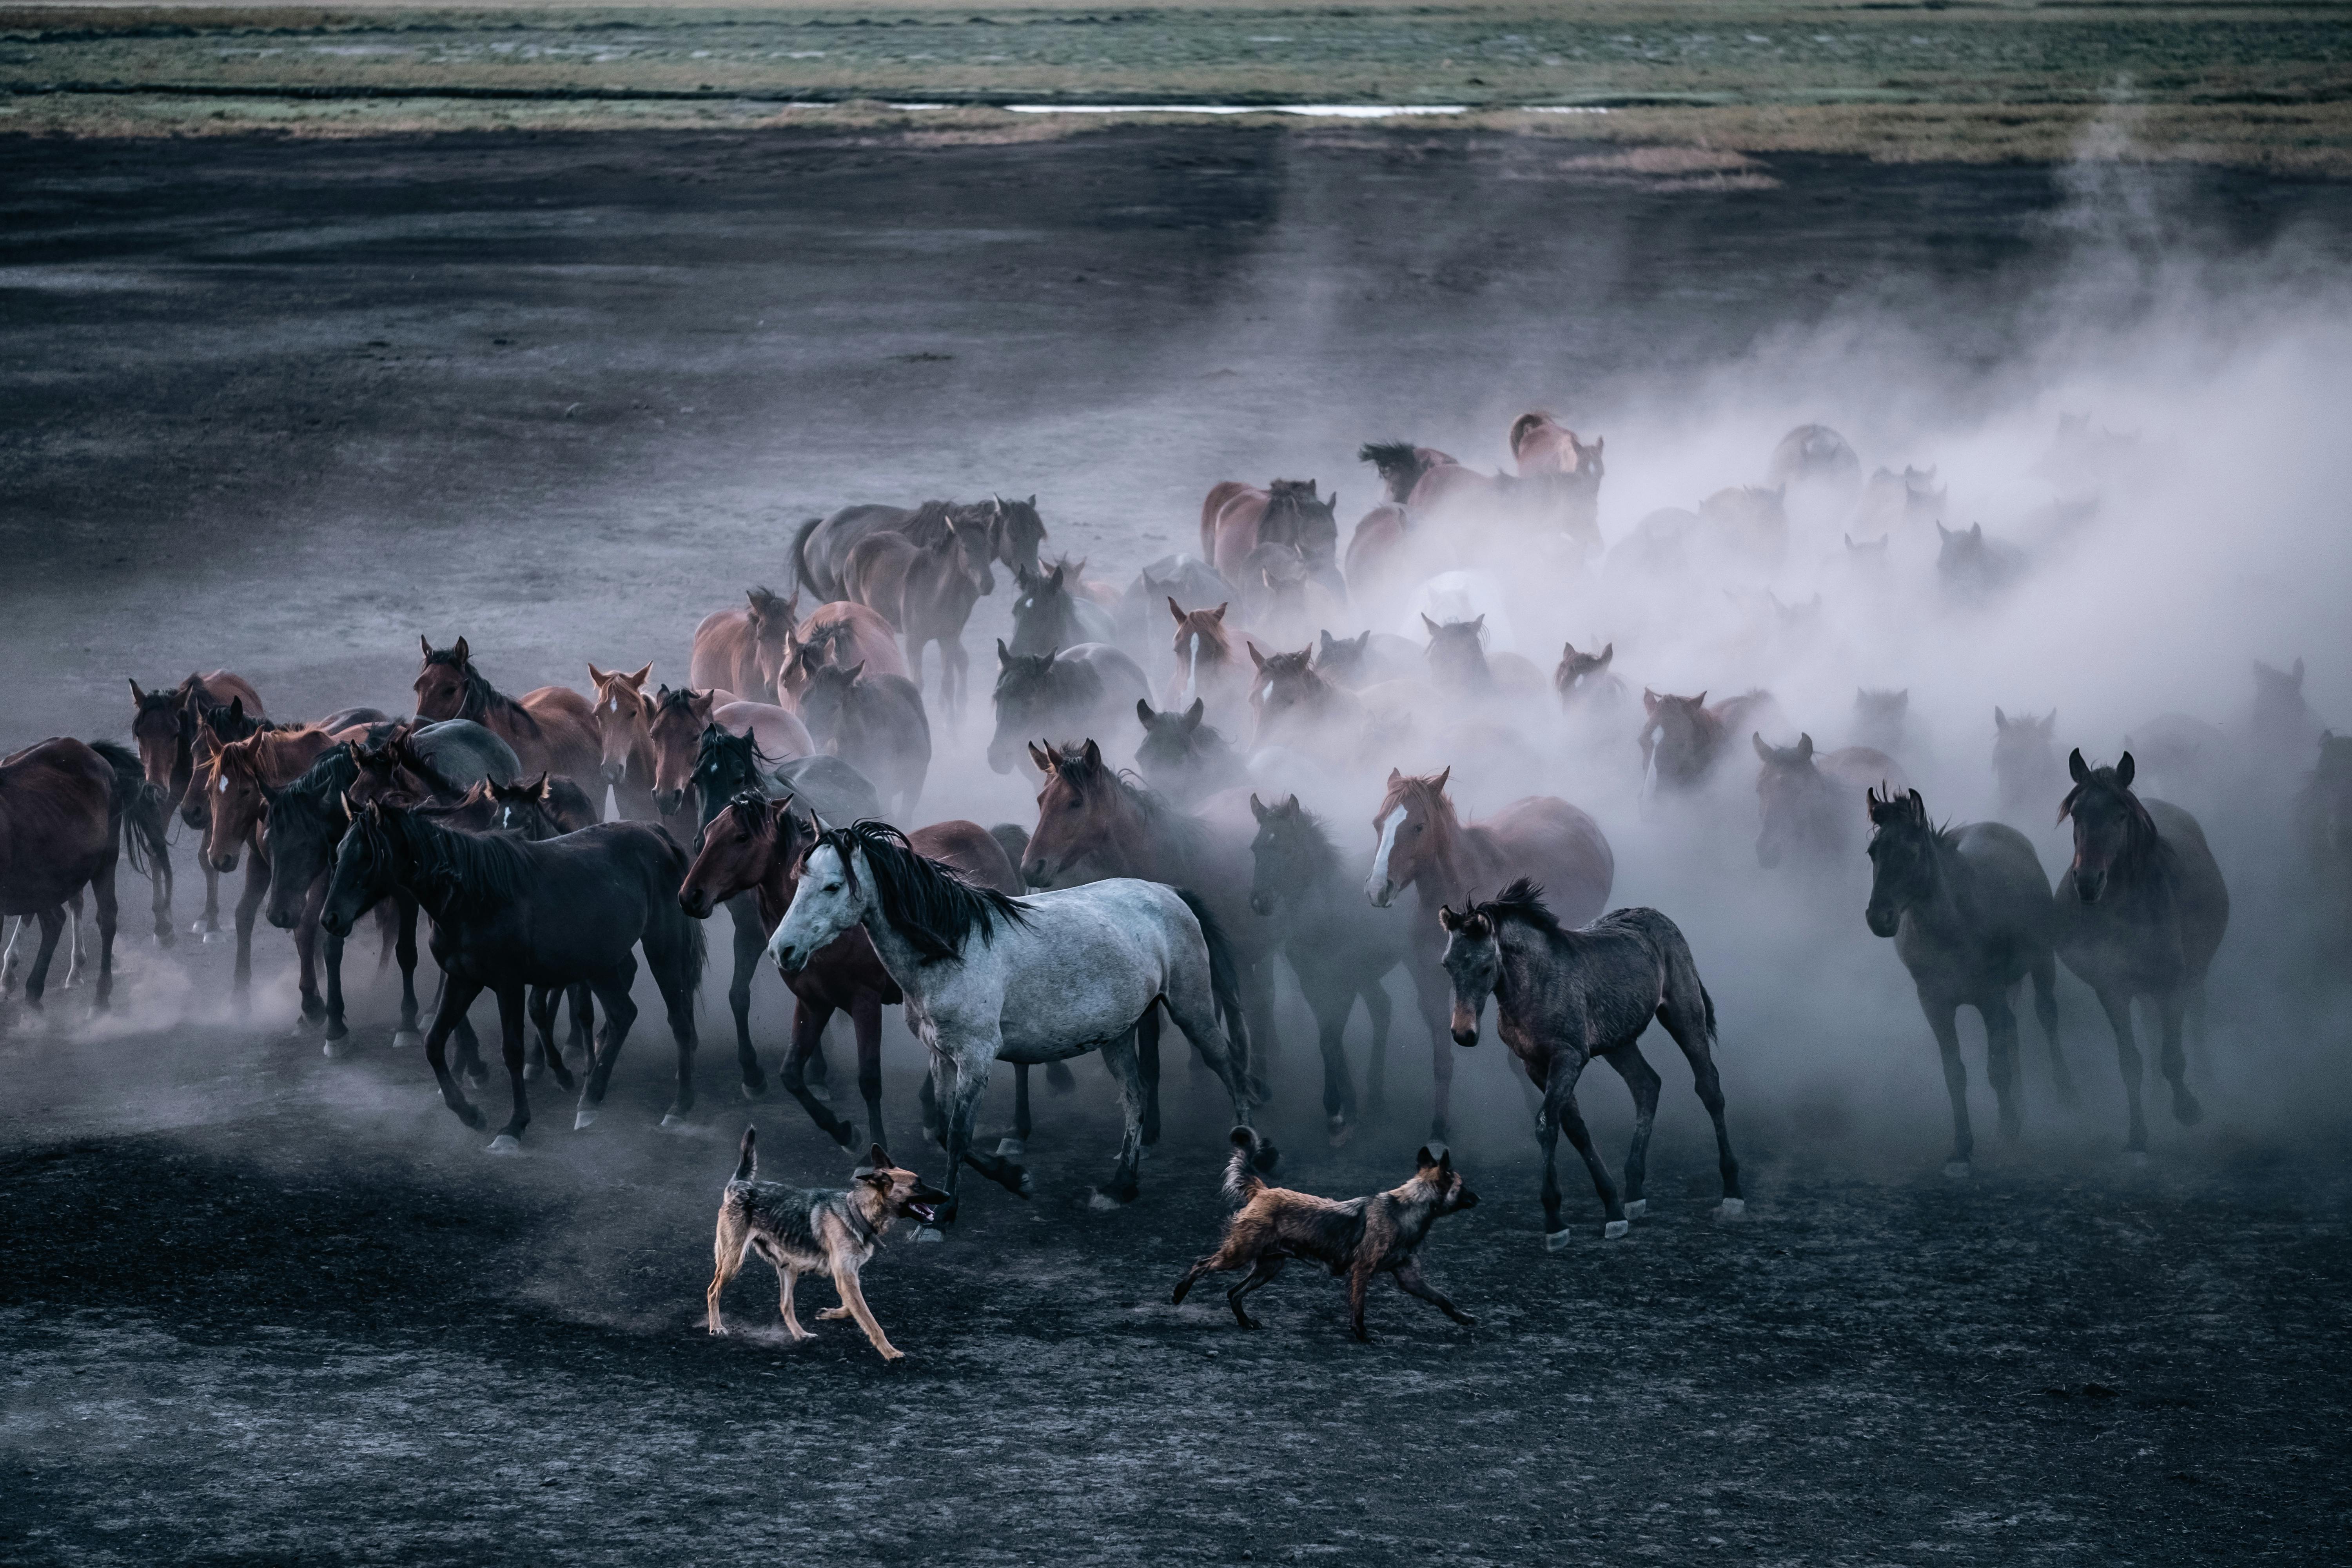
[1022,860,1054,890]
[1366,878,1397,908]
[1865,904,1901,938]
[1449,1005,1480,1047]
[770,941,808,974]
[1248,891,1277,916]
[209,852,240,874]
[266,907,298,931]
[655,789,686,817]
[318,910,352,940]
[2074,867,2108,903]
[679,887,713,920]
[599,760,627,786]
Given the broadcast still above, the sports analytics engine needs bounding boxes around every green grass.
[3,2,2349,168]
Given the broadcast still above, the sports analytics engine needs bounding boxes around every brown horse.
[1507,412,1604,480]
[586,663,660,819]
[645,688,810,818]
[412,637,601,788]
[1405,460,1603,559]
[1342,502,1416,601]
[1019,740,1281,1129]
[679,794,1023,1152]
[0,738,153,1010]
[1164,599,1254,719]
[689,588,798,699]
[842,503,996,721]
[129,670,262,937]
[202,726,341,1008]
[1200,479,1344,597]
[1358,441,1457,505]
[1249,644,1366,755]
[1553,641,1625,715]
[1366,767,1617,1138]
[1640,689,1774,795]
[775,603,909,704]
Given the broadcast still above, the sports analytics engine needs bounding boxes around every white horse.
[765,821,1273,1223]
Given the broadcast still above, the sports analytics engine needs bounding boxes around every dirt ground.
[4,129,2352,1563]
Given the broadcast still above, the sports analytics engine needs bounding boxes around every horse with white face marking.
[765,821,1272,1223]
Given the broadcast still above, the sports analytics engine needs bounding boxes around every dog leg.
[1392,1258,1476,1327]
[1226,1254,1285,1329]
[830,1266,904,1361]
[707,1226,752,1334]
[777,1264,813,1343]
[1348,1260,1379,1342]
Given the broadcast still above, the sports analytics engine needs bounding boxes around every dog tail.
[734,1125,758,1183]
[1222,1125,1266,1203]
[1177,886,1261,1103]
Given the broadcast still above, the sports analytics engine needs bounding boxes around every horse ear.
[2116,752,2136,789]
[1906,789,1926,822]
[1598,644,1613,666]
[1752,732,1773,763]
[1433,766,1450,793]
[1864,786,1882,820]
[1028,741,1053,773]
[996,639,1012,666]
[1136,699,1157,726]
[1081,738,1102,769]
[453,637,470,664]
[630,664,652,688]
[1644,688,1660,714]
[1471,614,1486,632]
[128,678,145,702]
[1995,706,2010,730]
[1183,699,1205,730]
[1437,905,1458,931]
[1421,613,1441,637]
[1047,563,1064,588]
[338,788,358,822]
[1212,603,1227,622]
[844,662,865,682]
[1250,793,1269,822]
[1167,596,1186,624]
[2069,748,2089,783]
[1388,768,1403,785]
[228,696,245,724]
[1937,522,1952,542]
[1026,495,1036,508]
[528,773,550,799]
[1971,523,1984,541]
[1693,691,1707,709]
[1248,645,1267,671]
[420,635,433,659]
[1797,733,1814,762]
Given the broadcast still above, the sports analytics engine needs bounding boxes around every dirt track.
[4,129,2352,1563]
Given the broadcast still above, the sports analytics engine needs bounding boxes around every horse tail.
[90,738,168,884]
[1176,887,1259,1102]
[734,1124,758,1183]
[790,515,827,600]
[1222,1125,1266,1203]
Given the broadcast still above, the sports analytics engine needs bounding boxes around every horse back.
[0,738,115,909]
[192,670,265,719]
[1952,822,2057,949]
[691,608,757,693]
[714,701,812,762]
[1481,797,1615,924]
[912,818,1022,895]
[1200,481,1259,560]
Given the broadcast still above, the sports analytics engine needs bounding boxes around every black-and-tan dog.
[705,1127,947,1361]
[1171,1127,1479,1341]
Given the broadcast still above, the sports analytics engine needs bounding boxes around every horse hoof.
[1544,1229,1574,1254]
[1716,1198,1746,1219]
[2173,1095,2203,1127]
[321,1038,357,1060]
[200,930,225,946]
[739,1080,767,1101]
[2124,1149,2151,1169]
[995,1138,1025,1158]
[1604,1220,1630,1240]
[1943,1160,1972,1180]
[660,1112,689,1129]
[1326,1117,1352,1149]
[1622,1199,1647,1220]
[522,1063,544,1084]
[486,1134,522,1155]
[911,1226,945,1244]
[155,929,176,950]
[574,1107,599,1131]
[1085,1189,1120,1212]
[459,1108,487,1132]
[390,1030,422,1051]
[1015,1170,1036,1199]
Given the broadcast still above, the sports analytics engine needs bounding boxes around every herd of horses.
[2,410,2341,1251]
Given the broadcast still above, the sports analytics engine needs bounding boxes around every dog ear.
[866,1142,891,1172]
[1415,1145,1439,1170]
[1437,904,1460,931]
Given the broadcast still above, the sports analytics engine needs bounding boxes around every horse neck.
[1412,800,1483,906]
[1900,833,1973,940]
[1089,782,1185,882]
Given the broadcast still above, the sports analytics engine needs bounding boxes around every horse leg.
[1404,955,1455,1142]
[1240,955,1280,1092]
[19,908,67,1009]
[1981,991,2024,1142]
[1003,1063,1032,1158]
[1136,1007,1162,1146]
[1599,1038,1661,1217]
[527,986,559,1077]
[2096,988,2150,1155]
[1161,975,1278,1175]
[918,1057,943,1145]
[150,842,174,946]
[1298,965,1359,1146]
[63,889,85,988]
[1086,1029,1147,1208]
[392,895,423,1049]
[936,1046,1029,1221]
[0,915,20,996]
[780,1000,855,1147]
[89,866,118,1011]
[573,959,639,1130]
[1361,977,1393,1116]
[656,961,701,1129]
[1920,991,1974,1175]
[1540,1050,1622,1245]
[851,990,887,1150]
[2157,992,2202,1129]
[532,990,578,1092]
[294,876,327,1027]
[487,984,534,1149]
[945,637,969,726]
[423,976,490,1130]
[2186,981,2213,1087]
[726,897,767,1098]
[2032,952,2076,1106]
[230,855,267,1004]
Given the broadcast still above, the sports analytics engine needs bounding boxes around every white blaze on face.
[1180,633,1200,706]
[1366,804,1403,905]
[218,776,229,793]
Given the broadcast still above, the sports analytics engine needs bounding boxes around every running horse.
[1199,479,1345,598]
[412,637,602,794]
[200,725,343,1009]
[1365,767,1616,1139]
[0,738,163,1011]
[129,670,262,938]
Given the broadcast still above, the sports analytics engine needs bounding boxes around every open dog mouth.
[905,1201,941,1224]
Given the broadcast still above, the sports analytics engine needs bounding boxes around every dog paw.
[817,1307,852,1321]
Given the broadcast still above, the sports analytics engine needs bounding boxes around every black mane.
[2059,764,2164,866]
[1046,742,1212,864]
[377,801,535,914]
[817,819,1026,962]
[1474,878,1571,940]
[898,499,960,548]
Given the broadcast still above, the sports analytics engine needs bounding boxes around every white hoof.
[2124,1150,2151,1169]
[660,1113,687,1129]
[1716,1198,1746,1219]
[573,1107,598,1131]
[390,1031,423,1051]
[1544,1229,1575,1254]
[911,1226,945,1244]
[1944,1160,1972,1180]
[486,1134,521,1155]
[1085,1189,1120,1212]
[995,1137,1026,1158]
[1604,1220,1630,1240]
[321,1039,355,1059]
[1622,1199,1647,1220]
[201,930,226,946]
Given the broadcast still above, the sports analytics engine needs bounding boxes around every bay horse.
[679,793,1027,1157]
[412,636,601,789]
[689,587,798,698]
[1010,561,1118,658]
[1439,882,1740,1247]
[321,801,705,1148]
[1366,767,1617,1138]
[1639,689,1773,795]
[764,820,1269,1224]
[646,687,811,818]
[1248,645,1365,757]
[1199,479,1343,597]
[0,739,162,1011]
[1751,732,1907,871]
[2054,751,2230,1154]
[1246,793,1417,1144]
[1019,740,1281,1130]
[201,725,341,1006]
[1358,441,1456,505]
[979,494,1048,578]
[130,671,261,938]
[842,505,996,720]
[1403,460,1604,561]
[1865,787,2070,1176]
[776,603,908,704]
[586,662,659,820]
[1134,698,1246,807]
[985,641,1151,777]
[795,662,931,817]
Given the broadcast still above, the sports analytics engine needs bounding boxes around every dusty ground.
[4,129,2352,1562]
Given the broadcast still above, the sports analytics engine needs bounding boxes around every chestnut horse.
[202,725,341,1007]
[775,603,908,704]
[645,687,810,818]
[586,663,659,820]
[842,503,996,720]
[130,671,262,937]
[1640,689,1775,795]
[412,637,601,790]
[1199,479,1344,597]
[0,738,160,1011]
[1406,458,1603,560]
[679,794,1024,1156]
[1163,599,1253,719]
[1365,767,1617,1138]
[689,588,797,701]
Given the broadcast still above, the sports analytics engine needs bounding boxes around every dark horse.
[985,641,1151,777]
[129,670,260,939]
[2054,751,2229,1156]
[0,739,164,1011]
[1009,561,1118,657]
[1439,882,1740,1249]
[1865,786,2072,1175]
[320,802,705,1149]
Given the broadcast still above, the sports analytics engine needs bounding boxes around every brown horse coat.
[777,603,910,704]
[1200,479,1342,592]
[1507,411,1602,478]
[412,637,600,787]
[690,588,799,698]
[0,738,116,917]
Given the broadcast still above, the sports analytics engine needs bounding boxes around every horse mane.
[279,744,361,816]
[2058,764,2164,867]
[899,500,959,548]
[423,644,543,737]
[1473,877,1569,940]
[218,726,331,786]
[380,803,534,913]
[816,819,1027,962]
[1269,800,1342,881]
[1047,742,1213,867]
